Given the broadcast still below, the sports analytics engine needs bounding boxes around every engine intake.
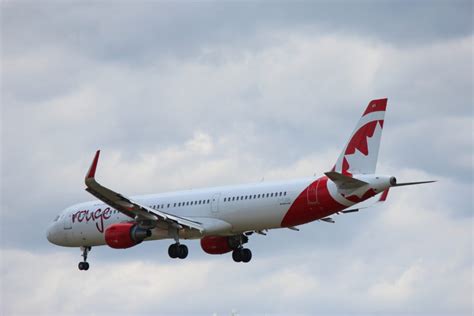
[105,222,151,249]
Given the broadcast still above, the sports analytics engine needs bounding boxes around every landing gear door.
[211,193,221,214]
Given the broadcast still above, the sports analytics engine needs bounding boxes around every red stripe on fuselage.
[281,177,346,227]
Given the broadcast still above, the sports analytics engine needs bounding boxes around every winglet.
[86,150,100,180]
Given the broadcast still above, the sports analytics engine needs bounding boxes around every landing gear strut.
[168,243,188,259]
[78,246,91,271]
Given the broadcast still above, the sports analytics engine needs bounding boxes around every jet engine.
[104,222,151,249]
[200,235,245,254]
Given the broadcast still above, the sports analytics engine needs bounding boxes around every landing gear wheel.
[168,244,178,258]
[169,243,188,259]
[232,248,252,263]
[78,246,91,271]
[178,244,188,259]
[241,248,252,263]
[78,262,90,270]
[232,249,242,262]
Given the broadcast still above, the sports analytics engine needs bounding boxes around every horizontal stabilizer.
[324,171,368,190]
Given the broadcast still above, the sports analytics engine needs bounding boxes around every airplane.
[46,98,434,270]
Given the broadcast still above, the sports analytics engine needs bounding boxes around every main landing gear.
[78,246,91,271]
[168,243,188,259]
[230,234,251,263]
[168,227,188,259]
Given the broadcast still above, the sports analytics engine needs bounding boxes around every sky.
[1,1,473,315]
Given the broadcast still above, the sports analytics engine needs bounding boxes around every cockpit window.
[53,215,60,222]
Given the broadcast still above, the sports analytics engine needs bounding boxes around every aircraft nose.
[46,224,53,243]
[46,223,59,245]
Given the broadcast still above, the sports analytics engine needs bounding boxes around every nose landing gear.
[78,246,91,271]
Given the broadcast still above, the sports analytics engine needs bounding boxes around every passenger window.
[279,192,282,196]
[207,199,210,203]
[284,192,287,196]
[271,193,274,197]
[224,198,226,202]
[191,201,194,205]
[167,204,170,208]
[266,193,269,197]
[232,197,235,201]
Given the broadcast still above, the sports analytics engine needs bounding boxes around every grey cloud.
[2,1,472,64]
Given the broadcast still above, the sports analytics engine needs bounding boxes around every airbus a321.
[47,98,434,270]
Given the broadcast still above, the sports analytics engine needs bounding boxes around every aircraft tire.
[178,244,188,259]
[232,249,242,262]
[168,244,178,259]
[241,248,252,263]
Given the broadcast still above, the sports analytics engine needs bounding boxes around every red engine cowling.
[200,236,241,255]
[105,223,151,249]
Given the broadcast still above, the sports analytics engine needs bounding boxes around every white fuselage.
[47,173,393,248]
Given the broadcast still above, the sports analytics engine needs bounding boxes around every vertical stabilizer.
[332,98,387,175]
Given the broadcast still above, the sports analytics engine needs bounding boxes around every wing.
[84,150,204,232]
